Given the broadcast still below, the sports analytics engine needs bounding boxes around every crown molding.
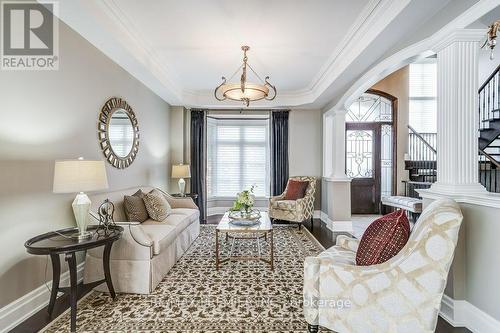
[327,0,496,115]
[49,0,411,108]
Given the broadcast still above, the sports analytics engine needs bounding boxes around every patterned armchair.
[303,198,463,333]
[268,176,317,228]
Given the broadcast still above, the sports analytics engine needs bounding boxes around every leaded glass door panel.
[346,122,381,214]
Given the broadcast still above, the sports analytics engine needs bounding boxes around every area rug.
[42,225,327,332]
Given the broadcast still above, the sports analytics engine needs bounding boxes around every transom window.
[346,93,393,122]
[207,117,270,198]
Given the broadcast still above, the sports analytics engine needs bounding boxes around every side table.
[25,225,123,332]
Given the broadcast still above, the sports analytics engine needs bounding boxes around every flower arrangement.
[230,185,256,214]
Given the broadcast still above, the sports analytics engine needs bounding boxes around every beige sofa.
[83,186,200,294]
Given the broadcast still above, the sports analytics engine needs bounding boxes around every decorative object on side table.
[172,164,191,196]
[97,199,116,235]
[25,225,123,333]
[53,158,108,239]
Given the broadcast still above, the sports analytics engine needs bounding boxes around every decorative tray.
[228,210,261,226]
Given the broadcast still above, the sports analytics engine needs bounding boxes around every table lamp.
[53,158,109,239]
[172,164,190,196]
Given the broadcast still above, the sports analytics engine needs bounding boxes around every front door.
[346,123,381,214]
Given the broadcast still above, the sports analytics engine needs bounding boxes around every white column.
[332,110,349,179]
[323,109,351,229]
[430,29,487,195]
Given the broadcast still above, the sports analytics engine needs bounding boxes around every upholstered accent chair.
[303,198,463,333]
[268,176,317,228]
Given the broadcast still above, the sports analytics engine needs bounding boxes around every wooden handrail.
[479,64,500,93]
[401,180,433,186]
[479,148,500,168]
[407,125,437,154]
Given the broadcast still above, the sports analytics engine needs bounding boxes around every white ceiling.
[110,0,369,93]
[52,0,472,108]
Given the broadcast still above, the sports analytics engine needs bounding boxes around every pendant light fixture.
[214,45,277,106]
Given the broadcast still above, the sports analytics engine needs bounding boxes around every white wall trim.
[418,188,500,209]
[0,262,85,333]
[319,211,353,233]
[440,294,500,333]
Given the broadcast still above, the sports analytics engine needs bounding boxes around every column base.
[428,182,487,196]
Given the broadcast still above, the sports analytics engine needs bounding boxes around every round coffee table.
[25,225,123,333]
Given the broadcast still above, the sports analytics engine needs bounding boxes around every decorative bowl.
[228,209,261,226]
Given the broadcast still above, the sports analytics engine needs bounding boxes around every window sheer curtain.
[271,110,289,196]
[190,109,207,223]
[207,117,270,198]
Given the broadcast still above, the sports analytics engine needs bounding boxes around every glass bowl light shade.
[220,83,270,101]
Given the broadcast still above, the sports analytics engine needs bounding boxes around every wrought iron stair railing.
[407,125,437,184]
[478,64,500,193]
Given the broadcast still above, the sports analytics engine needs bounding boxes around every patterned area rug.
[42,225,325,332]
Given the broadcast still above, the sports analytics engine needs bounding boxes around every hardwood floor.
[11,216,470,333]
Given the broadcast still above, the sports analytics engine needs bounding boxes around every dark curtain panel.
[271,110,290,196]
[190,109,207,223]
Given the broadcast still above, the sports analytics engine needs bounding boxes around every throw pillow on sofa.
[356,209,410,266]
[143,189,172,221]
[124,189,149,223]
[284,180,309,200]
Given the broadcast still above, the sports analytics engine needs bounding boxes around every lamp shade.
[172,164,191,178]
[53,159,108,193]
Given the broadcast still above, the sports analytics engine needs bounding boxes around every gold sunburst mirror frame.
[214,45,277,106]
[98,97,140,169]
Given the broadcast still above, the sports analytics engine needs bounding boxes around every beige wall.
[289,109,323,209]
[423,199,500,322]
[371,66,410,196]
[0,21,171,308]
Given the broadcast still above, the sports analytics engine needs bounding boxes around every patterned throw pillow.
[143,189,172,222]
[123,190,149,223]
[284,180,309,200]
[356,209,410,266]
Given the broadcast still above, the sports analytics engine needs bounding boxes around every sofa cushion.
[284,180,309,200]
[139,223,177,255]
[124,190,149,223]
[170,208,200,222]
[143,189,172,221]
[356,209,410,266]
[143,214,191,235]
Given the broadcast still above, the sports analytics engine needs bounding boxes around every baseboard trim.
[440,294,500,333]
[0,261,85,333]
[319,211,353,233]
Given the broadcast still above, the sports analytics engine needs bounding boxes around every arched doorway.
[346,89,397,214]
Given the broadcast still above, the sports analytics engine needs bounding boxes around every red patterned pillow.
[284,180,309,200]
[356,209,410,266]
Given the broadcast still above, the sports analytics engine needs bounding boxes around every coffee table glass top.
[217,212,272,232]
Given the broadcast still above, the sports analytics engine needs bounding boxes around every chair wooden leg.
[308,324,319,333]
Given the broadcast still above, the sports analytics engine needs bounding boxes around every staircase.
[404,125,436,197]
[478,64,500,192]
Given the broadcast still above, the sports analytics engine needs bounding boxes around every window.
[409,62,437,133]
[207,117,270,198]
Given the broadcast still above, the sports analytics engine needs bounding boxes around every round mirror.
[98,98,139,169]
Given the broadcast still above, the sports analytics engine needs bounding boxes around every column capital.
[433,28,486,53]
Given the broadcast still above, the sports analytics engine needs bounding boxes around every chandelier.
[482,20,500,60]
[214,46,277,106]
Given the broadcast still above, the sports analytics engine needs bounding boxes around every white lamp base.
[178,178,186,196]
[71,192,92,239]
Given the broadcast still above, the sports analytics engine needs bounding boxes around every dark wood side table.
[172,193,199,206]
[25,225,123,332]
